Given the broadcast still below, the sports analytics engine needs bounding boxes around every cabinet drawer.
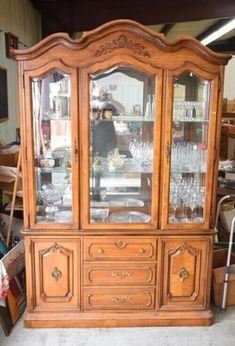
[84,238,157,261]
[84,287,155,310]
[84,263,156,285]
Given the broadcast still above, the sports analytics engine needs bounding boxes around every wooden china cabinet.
[13,20,231,327]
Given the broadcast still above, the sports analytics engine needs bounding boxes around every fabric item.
[0,261,9,307]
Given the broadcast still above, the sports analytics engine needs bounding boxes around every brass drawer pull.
[111,295,130,303]
[179,267,189,282]
[52,266,62,281]
[97,248,104,254]
[139,248,145,254]
[115,241,127,249]
[111,271,131,279]
[74,139,78,162]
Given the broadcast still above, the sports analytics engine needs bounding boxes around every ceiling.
[30,0,235,52]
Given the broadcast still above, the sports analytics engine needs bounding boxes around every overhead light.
[201,18,235,45]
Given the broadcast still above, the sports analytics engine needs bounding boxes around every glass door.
[163,70,218,228]
[27,66,79,228]
[81,65,161,229]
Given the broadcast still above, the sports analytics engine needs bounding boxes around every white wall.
[0,0,41,145]
[224,56,235,100]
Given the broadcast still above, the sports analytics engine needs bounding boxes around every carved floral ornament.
[94,34,151,58]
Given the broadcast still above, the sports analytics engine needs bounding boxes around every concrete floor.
[1,305,235,346]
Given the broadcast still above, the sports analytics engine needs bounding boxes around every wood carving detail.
[168,241,199,257]
[40,242,72,257]
[94,35,151,58]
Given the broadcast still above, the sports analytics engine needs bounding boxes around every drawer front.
[84,288,155,310]
[84,238,157,261]
[84,263,156,285]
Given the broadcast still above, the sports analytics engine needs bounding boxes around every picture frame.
[0,67,8,122]
[5,32,18,59]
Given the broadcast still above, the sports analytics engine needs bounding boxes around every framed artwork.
[0,67,8,122]
[5,32,18,59]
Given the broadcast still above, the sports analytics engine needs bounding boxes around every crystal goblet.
[39,184,65,221]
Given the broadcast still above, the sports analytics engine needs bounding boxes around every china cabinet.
[13,20,231,327]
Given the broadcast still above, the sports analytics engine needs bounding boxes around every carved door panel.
[159,237,212,310]
[31,239,80,309]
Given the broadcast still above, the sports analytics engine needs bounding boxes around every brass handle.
[115,241,126,249]
[111,295,130,303]
[111,271,131,279]
[74,140,78,162]
[179,267,189,282]
[166,141,171,164]
[97,248,104,254]
[52,266,62,281]
[139,248,145,254]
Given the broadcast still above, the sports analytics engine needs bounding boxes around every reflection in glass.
[89,66,156,224]
[32,71,72,223]
[169,72,210,224]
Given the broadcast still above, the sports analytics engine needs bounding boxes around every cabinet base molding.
[23,310,213,328]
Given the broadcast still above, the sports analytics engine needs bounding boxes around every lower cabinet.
[24,234,213,326]
[27,238,80,310]
[159,237,212,310]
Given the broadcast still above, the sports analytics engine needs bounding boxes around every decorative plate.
[109,211,151,223]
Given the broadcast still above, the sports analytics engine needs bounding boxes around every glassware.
[39,184,65,221]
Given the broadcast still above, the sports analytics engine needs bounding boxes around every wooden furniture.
[13,20,231,327]
[220,112,235,159]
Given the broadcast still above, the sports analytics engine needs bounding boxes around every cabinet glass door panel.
[169,72,210,224]
[89,66,155,224]
[32,71,73,224]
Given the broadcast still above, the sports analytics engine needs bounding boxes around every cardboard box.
[0,152,19,167]
[219,202,235,233]
[212,248,235,307]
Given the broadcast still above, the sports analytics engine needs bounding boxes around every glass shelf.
[91,160,153,174]
[173,119,209,123]
[35,167,72,174]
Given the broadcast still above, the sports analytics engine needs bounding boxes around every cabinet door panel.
[31,239,80,309]
[24,61,79,230]
[159,237,211,310]
[161,67,219,230]
[80,63,163,230]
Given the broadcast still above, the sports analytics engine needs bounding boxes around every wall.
[0,0,41,145]
[224,56,235,100]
